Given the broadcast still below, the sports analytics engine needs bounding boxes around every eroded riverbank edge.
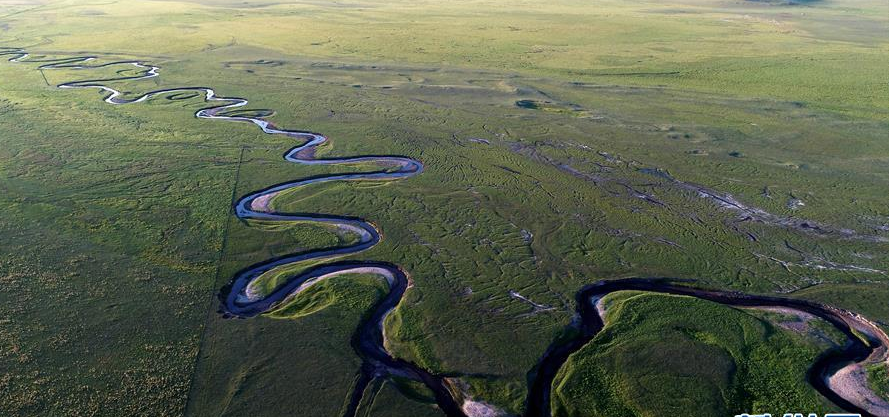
[522,278,889,417]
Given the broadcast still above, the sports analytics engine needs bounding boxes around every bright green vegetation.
[265,273,387,320]
[869,364,889,401]
[552,292,841,416]
[1,0,887,415]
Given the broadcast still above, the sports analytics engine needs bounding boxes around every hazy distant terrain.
[0,0,887,416]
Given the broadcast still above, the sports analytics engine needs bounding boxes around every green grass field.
[551,292,840,416]
[0,0,887,415]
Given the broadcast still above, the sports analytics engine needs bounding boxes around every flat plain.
[0,0,887,416]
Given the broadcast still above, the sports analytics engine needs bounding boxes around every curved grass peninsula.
[2,48,886,417]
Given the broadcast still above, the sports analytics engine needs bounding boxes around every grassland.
[869,365,889,403]
[0,0,887,416]
[551,292,841,416]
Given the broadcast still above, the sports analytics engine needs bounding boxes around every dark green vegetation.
[0,0,887,416]
[0,58,248,415]
[870,365,889,403]
[552,292,841,416]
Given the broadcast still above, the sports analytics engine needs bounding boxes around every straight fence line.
[182,145,245,416]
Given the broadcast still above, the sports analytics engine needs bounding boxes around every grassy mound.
[552,292,838,416]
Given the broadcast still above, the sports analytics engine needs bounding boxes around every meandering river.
[3,47,885,417]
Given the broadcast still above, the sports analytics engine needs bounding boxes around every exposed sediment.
[4,47,885,417]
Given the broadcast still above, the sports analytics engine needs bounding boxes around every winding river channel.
[3,47,886,417]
